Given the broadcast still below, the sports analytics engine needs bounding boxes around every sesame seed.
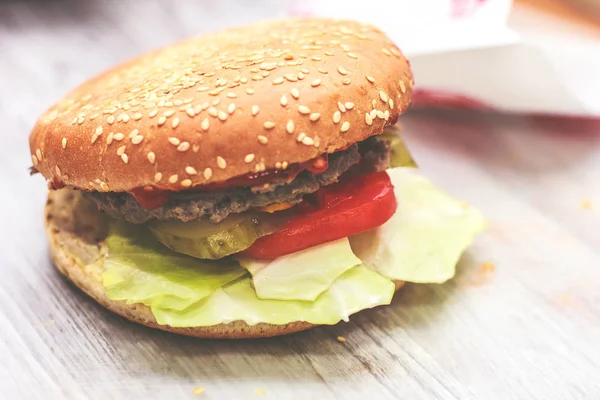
[286,120,295,134]
[179,179,192,188]
[240,77,248,84]
[311,79,321,87]
[272,77,284,85]
[341,121,350,132]
[100,182,110,191]
[228,103,236,114]
[296,132,306,142]
[129,129,139,138]
[347,52,357,59]
[91,134,99,144]
[257,135,269,144]
[337,336,347,342]
[376,110,385,119]
[379,91,389,103]
[372,99,378,108]
[164,110,175,117]
[113,133,125,141]
[337,66,349,75]
[218,111,228,121]
[197,86,209,92]
[400,80,407,93]
[62,138,67,149]
[208,107,218,117]
[177,142,190,152]
[169,174,179,184]
[208,89,221,96]
[275,162,282,169]
[384,110,390,119]
[244,153,255,163]
[121,114,130,122]
[192,144,200,153]
[131,135,144,145]
[133,112,143,120]
[217,156,227,169]
[366,75,375,83]
[251,105,260,116]
[298,105,311,115]
[147,152,156,164]
[154,172,162,182]
[185,166,198,175]
[365,113,373,126]
[168,137,181,146]
[157,116,167,126]
[227,92,237,99]
[311,56,322,61]
[282,161,289,169]
[302,136,314,146]
[382,48,392,56]
[280,95,288,107]
[121,154,129,164]
[174,99,183,106]
[333,111,341,124]
[298,72,305,80]
[345,102,355,110]
[342,78,351,85]
[95,126,103,135]
[370,109,377,119]
[35,149,42,161]
[200,118,210,131]
[246,88,254,95]
[309,113,321,122]
[186,108,195,117]
[318,68,328,74]
[117,145,126,156]
[284,74,298,82]
[290,88,300,99]
[148,110,158,118]
[171,117,180,129]
[338,102,346,113]
[391,47,401,57]
[106,132,114,145]
[204,168,213,180]
[324,51,334,56]
[300,67,310,74]
[263,121,275,130]
[55,165,61,176]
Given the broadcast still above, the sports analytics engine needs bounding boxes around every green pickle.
[381,125,418,168]
[148,212,286,260]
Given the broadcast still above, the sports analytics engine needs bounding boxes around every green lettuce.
[350,167,487,283]
[103,223,247,311]
[152,266,394,327]
[236,238,362,301]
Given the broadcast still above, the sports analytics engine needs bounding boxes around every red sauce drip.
[130,187,171,210]
[128,154,330,210]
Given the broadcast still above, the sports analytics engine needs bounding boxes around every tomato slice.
[240,171,397,259]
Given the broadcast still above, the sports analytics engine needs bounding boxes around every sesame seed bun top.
[29,18,413,193]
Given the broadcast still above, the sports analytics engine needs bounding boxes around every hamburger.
[29,18,485,339]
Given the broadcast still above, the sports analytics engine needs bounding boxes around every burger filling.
[52,128,487,328]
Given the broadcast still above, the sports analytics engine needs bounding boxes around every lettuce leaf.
[103,223,247,311]
[152,266,395,327]
[236,238,361,301]
[350,167,486,283]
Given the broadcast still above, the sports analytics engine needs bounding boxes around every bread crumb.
[192,387,205,395]
[581,200,592,210]
[479,262,495,273]
[336,336,347,343]
[254,388,265,395]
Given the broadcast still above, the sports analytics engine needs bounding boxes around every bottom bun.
[44,189,404,339]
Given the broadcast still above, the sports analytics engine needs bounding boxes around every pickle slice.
[148,212,287,260]
[381,126,418,168]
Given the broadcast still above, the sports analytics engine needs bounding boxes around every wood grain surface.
[1,1,600,399]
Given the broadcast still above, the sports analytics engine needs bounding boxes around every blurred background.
[1,0,600,398]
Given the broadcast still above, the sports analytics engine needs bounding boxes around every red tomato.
[241,171,397,259]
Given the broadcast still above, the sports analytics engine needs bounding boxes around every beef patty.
[85,136,390,224]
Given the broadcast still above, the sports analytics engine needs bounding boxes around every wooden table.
[1,1,599,398]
